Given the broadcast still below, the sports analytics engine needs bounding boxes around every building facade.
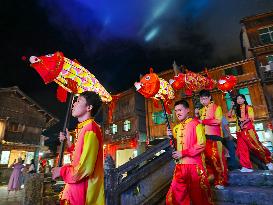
[240,10,273,120]
[102,88,147,167]
[0,87,58,169]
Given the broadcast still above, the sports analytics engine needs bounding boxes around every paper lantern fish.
[134,68,175,114]
[169,64,216,95]
[29,51,112,103]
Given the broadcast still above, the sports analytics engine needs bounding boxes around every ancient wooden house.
[0,86,58,167]
[241,10,273,120]
[102,88,146,167]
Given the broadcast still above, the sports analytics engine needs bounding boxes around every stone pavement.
[0,185,23,205]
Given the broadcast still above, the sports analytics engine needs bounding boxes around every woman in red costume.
[228,94,273,172]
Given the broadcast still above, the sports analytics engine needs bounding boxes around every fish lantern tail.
[57,85,68,102]
[164,101,172,115]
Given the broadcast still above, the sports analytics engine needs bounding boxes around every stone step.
[214,186,273,205]
[215,202,247,205]
[228,170,273,187]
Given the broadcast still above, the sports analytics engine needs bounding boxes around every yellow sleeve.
[215,106,223,123]
[172,124,180,139]
[60,131,99,183]
[248,106,254,121]
[74,131,99,180]
[196,123,206,146]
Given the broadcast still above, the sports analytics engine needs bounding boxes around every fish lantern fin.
[150,67,154,73]
[164,101,172,114]
[152,98,159,108]
[73,59,81,65]
[66,79,78,94]
[57,85,67,102]
[185,89,192,96]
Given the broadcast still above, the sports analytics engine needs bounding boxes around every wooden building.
[0,86,59,168]
[145,59,272,150]
[102,88,147,167]
[240,10,273,120]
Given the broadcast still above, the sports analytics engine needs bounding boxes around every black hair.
[174,100,189,109]
[235,94,248,118]
[199,89,211,97]
[80,91,102,116]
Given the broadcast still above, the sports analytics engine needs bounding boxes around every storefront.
[104,138,138,167]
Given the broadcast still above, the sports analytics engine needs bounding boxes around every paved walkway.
[0,185,23,205]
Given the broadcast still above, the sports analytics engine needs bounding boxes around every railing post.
[105,155,119,205]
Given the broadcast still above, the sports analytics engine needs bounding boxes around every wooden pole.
[160,99,176,150]
[58,93,74,167]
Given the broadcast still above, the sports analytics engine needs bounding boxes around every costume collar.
[180,117,192,125]
[77,118,93,129]
[205,101,214,108]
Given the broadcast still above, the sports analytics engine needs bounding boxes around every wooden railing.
[104,139,175,205]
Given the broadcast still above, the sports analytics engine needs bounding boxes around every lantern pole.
[160,99,176,150]
[58,93,74,167]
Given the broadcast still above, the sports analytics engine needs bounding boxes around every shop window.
[7,122,25,133]
[8,150,27,167]
[266,55,273,63]
[111,124,118,134]
[258,26,273,44]
[225,87,252,110]
[0,151,10,164]
[0,120,6,140]
[224,66,243,76]
[152,111,174,125]
[63,154,71,164]
[254,122,265,142]
[25,152,34,164]
[123,120,131,131]
[229,125,237,138]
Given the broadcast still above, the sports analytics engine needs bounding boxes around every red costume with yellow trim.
[166,118,213,205]
[199,102,228,186]
[231,105,272,169]
[60,119,105,205]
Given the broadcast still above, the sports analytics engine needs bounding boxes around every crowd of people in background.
[7,157,52,194]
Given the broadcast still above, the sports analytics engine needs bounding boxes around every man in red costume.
[166,100,213,205]
[198,89,228,189]
[52,91,105,205]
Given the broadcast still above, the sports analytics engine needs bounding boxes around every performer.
[221,116,240,170]
[198,89,228,189]
[228,94,273,172]
[51,91,105,205]
[166,100,213,205]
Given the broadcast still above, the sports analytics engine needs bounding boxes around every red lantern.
[217,75,237,93]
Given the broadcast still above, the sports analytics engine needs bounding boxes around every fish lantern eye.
[45,54,54,57]
[145,76,151,81]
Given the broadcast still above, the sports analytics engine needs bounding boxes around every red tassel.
[57,86,67,102]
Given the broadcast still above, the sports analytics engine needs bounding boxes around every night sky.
[1,1,273,150]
